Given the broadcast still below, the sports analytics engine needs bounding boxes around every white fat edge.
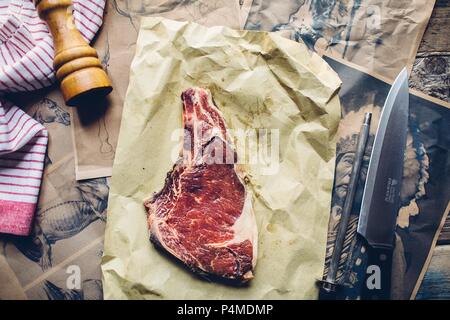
[234,166,257,267]
[207,191,258,268]
[188,88,203,165]
[186,88,236,166]
[202,87,235,149]
[234,191,258,268]
[234,164,249,181]
[192,87,236,165]
[207,93,236,150]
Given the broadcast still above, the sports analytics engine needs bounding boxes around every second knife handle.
[361,244,393,300]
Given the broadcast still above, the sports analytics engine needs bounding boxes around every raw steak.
[144,87,257,282]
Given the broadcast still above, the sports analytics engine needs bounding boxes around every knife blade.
[357,68,409,300]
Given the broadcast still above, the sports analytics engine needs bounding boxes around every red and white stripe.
[0,0,105,235]
[0,99,48,235]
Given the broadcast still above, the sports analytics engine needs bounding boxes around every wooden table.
[412,0,450,299]
[2,0,447,300]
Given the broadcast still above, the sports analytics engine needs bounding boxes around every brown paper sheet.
[244,0,435,80]
[101,17,342,299]
[0,255,27,300]
[72,0,243,180]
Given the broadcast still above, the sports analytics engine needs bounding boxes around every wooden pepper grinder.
[35,0,112,106]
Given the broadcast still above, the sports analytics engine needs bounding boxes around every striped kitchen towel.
[0,0,106,235]
[0,99,48,235]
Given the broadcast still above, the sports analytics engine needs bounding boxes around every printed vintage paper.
[72,0,243,180]
[321,55,450,300]
[244,0,435,80]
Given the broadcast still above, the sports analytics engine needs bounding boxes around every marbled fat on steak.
[144,88,257,282]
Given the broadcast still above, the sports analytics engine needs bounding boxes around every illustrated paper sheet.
[102,17,342,300]
[0,89,107,300]
[239,0,254,28]
[244,0,435,80]
[72,0,243,180]
[322,55,450,300]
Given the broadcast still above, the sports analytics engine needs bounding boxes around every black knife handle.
[318,281,344,300]
[361,246,393,300]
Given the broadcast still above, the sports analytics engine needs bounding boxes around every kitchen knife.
[357,68,409,300]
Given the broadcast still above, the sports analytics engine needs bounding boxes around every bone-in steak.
[144,88,257,282]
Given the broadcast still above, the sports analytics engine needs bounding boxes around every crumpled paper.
[101,17,342,300]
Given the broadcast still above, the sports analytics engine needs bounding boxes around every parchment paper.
[102,17,342,300]
[72,0,243,180]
